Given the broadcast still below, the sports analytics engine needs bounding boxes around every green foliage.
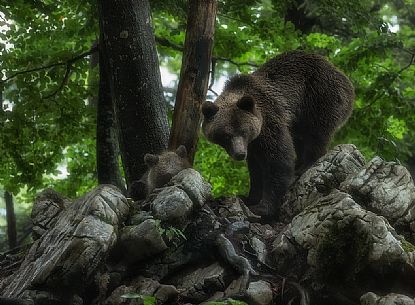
[205,299,248,305]
[0,0,97,199]
[401,240,415,253]
[44,138,98,198]
[121,293,156,305]
[194,136,249,198]
[154,219,187,246]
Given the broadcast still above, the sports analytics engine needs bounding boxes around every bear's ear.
[237,95,255,113]
[144,154,159,167]
[202,101,219,119]
[175,145,187,158]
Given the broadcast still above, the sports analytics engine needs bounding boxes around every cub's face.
[144,145,191,189]
[202,94,263,161]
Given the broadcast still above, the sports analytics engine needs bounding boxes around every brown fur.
[128,145,191,200]
[202,51,354,216]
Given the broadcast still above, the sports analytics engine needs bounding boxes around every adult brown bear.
[201,51,354,217]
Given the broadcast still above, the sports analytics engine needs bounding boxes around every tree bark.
[98,0,169,186]
[4,191,17,250]
[96,40,126,193]
[168,0,217,163]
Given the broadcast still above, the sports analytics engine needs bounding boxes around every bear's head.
[144,145,191,189]
[201,92,263,161]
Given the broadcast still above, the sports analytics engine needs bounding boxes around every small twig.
[155,35,259,69]
[1,46,98,84]
[397,53,415,74]
[363,53,415,110]
[400,47,415,56]
[42,63,72,99]
[208,88,219,96]
[208,58,220,97]
[209,57,217,90]
[281,278,286,301]
[155,36,183,52]
[214,56,259,68]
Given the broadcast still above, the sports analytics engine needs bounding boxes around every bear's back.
[254,51,354,121]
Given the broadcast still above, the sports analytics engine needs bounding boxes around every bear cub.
[128,145,191,200]
[202,51,355,217]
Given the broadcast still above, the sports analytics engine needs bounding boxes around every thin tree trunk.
[168,0,217,163]
[96,40,126,193]
[407,152,415,180]
[5,191,17,250]
[97,0,169,186]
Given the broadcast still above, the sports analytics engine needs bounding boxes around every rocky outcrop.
[1,145,415,305]
[1,185,129,299]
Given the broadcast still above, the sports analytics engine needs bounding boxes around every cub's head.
[202,91,263,161]
[144,145,191,189]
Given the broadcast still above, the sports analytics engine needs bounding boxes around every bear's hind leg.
[298,132,331,172]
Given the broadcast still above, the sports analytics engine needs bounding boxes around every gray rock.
[250,237,267,265]
[103,277,160,305]
[361,292,415,305]
[223,277,246,298]
[272,190,414,279]
[154,284,178,304]
[341,156,415,235]
[31,189,71,239]
[2,185,129,298]
[170,262,228,303]
[120,219,167,263]
[151,186,193,226]
[246,280,273,305]
[129,210,153,225]
[218,197,247,221]
[218,197,261,222]
[170,168,211,209]
[280,144,365,222]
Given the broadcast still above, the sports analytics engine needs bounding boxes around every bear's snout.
[234,151,247,161]
[230,137,247,161]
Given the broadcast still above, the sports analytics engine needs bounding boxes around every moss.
[401,240,415,253]
[315,222,371,285]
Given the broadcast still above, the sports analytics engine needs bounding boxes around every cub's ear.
[175,145,187,158]
[202,101,219,119]
[144,154,159,167]
[237,95,255,113]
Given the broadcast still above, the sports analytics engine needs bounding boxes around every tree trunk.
[168,0,217,163]
[97,0,169,186]
[406,152,415,179]
[4,191,17,250]
[96,40,126,194]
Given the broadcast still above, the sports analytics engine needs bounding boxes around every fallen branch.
[216,233,257,294]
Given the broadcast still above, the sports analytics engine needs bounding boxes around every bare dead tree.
[168,0,217,163]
